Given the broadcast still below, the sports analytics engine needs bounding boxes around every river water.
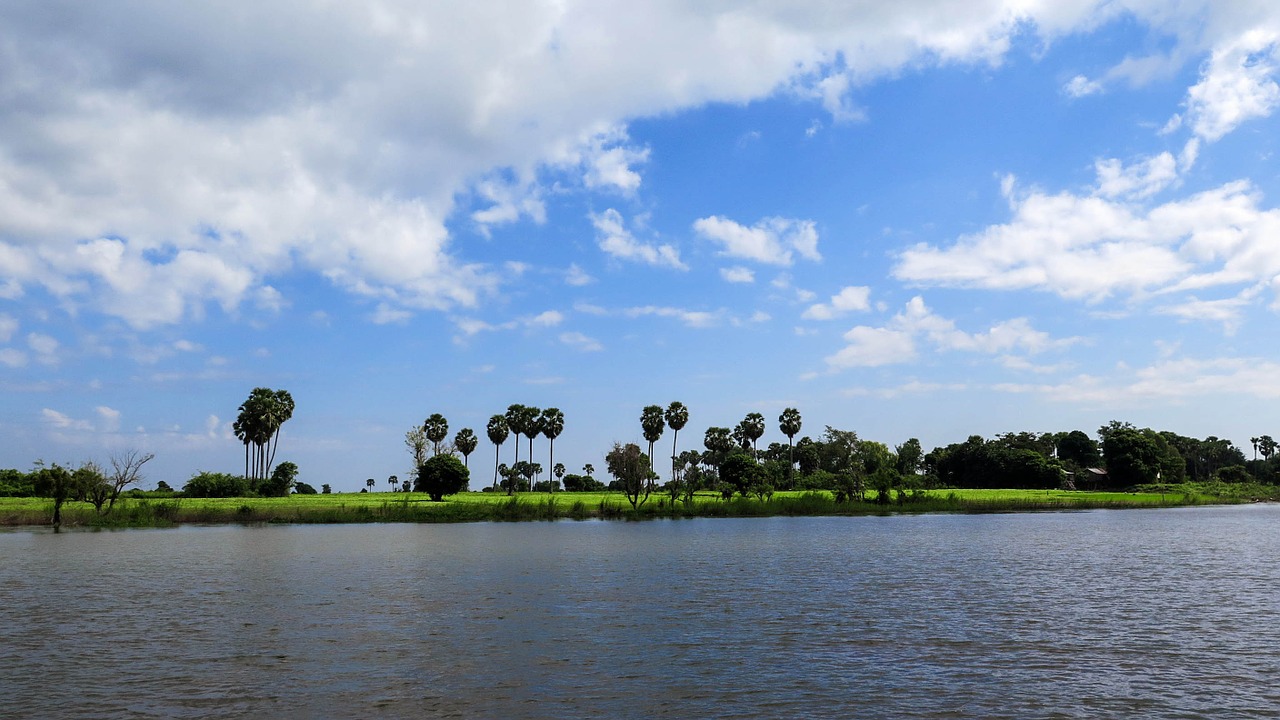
[2,505,1278,718]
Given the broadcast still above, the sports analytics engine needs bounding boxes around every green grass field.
[2,483,1269,529]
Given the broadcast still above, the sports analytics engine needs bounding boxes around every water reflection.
[2,506,1279,718]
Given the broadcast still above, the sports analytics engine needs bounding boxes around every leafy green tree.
[778,408,802,468]
[640,405,665,484]
[424,413,449,455]
[541,408,564,490]
[415,453,470,501]
[703,426,734,469]
[455,428,478,467]
[1102,427,1183,487]
[895,438,923,479]
[1056,430,1100,469]
[32,463,72,530]
[184,471,251,498]
[665,401,689,485]
[606,442,654,509]
[294,481,318,494]
[720,451,764,498]
[487,414,509,490]
[321,483,331,494]
[259,461,298,497]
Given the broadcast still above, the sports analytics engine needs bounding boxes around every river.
[2,505,1278,718]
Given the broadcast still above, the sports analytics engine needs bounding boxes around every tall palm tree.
[641,405,665,489]
[665,401,689,486]
[455,428,478,467]
[540,408,564,492]
[487,415,509,491]
[505,404,526,484]
[235,387,294,483]
[366,478,375,492]
[388,475,398,492]
[742,412,766,458]
[1252,436,1260,461]
[779,408,802,469]
[424,413,449,455]
[521,406,543,475]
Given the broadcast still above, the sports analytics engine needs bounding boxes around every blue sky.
[3,2,1280,490]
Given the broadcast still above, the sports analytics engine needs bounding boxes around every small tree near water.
[415,454,470,501]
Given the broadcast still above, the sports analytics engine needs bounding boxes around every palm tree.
[583,463,594,478]
[779,408,802,468]
[455,428,478,467]
[641,405,665,486]
[1252,436,1260,461]
[742,412,766,458]
[521,406,542,471]
[505,404,526,488]
[487,415,509,491]
[388,475,398,492]
[540,408,564,492]
[235,387,294,483]
[665,401,688,486]
[424,413,449,455]
[366,478,375,492]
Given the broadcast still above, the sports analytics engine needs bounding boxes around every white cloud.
[0,1,1276,331]
[1094,152,1178,200]
[173,339,202,352]
[896,175,1280,307]
[371,303,413,325]
[565,264,595,286]
[96,405,122,433]
[995,357,1280,405]
[41,408,92,432]
[623,305,722,328]
[27,332,59,365]
[693,216,821,266]
[1185,29,1280,142]
[0,348,26,367]
[560,331,604,352]
[528,310,564,327]
[824,296,1075,371]
[802,286,871,320]
[0,314,16,342]
[720,266,756,283]
[1064,74,1103,98]
[592,209,686,270]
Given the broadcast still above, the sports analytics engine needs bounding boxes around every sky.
[3,1,1280,491]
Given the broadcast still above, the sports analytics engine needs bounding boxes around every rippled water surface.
[3,505,1279,718]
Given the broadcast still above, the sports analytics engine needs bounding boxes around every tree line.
[5,386,1278,503]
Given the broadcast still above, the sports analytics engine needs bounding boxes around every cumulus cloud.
[592,209,686,270]
[895,172,1280,314]
[1,1,1276,331]
[565,264,595,286]
[0,314,16,342]
[802,286,871,320]
[720,266,756,283]
[1185,29,1280,142]
[824,297,1075,371]
[693,216,821,266]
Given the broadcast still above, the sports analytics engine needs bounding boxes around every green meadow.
[2,484,1271,529]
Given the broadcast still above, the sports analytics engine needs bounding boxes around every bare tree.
[98,450,155,515]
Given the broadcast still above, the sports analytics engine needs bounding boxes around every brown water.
[2,505,1279,718]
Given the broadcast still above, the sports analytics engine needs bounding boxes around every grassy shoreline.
[3,484,1275,529]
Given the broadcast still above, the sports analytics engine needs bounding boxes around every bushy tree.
[607,442,654,509]
[259,461,298,497]
[294,481,318,494]
[415,454,470,501]
[183,471,250,498]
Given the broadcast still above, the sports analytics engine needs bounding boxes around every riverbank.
[3,484,1275,529]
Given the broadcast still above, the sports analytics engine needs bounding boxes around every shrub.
[182,471,251,498]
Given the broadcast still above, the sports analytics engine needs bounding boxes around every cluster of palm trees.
[396,402,806,496]
[232,387,295,483]
[483,405,565,493]
[1250,435,1277,461]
